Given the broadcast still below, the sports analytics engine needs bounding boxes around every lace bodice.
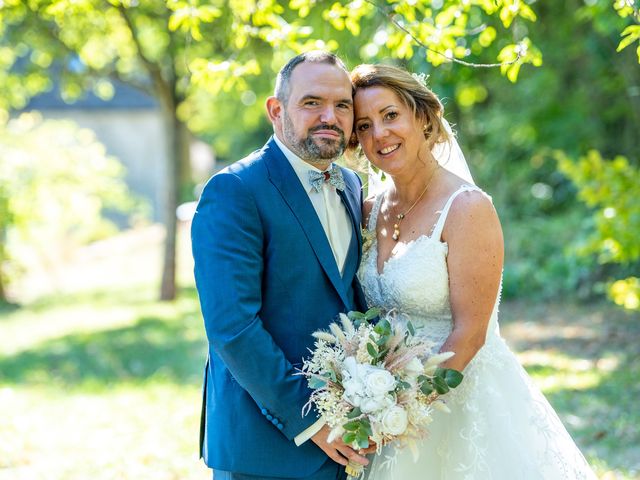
[358,185,500,349]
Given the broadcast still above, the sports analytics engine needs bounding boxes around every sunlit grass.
[0,225,210,479]
[0,383,208,480]
[501,302,640,480]
[0,284,210,479]
[1,226,638,479]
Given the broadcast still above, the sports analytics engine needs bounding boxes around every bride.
[350,64,597,479]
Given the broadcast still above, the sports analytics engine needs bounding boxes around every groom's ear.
[266,96,283,126]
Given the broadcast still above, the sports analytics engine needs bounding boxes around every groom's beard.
[282,112,346,165]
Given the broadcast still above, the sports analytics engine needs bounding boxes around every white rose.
[364,367,396,396]
[360,394,394,414]
[381,406,408,436]
[342,378,363,407]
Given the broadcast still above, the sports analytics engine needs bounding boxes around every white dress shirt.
[273,135,352,274]
[273,135,351,445]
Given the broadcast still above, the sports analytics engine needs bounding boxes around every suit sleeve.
[191,172,318,441]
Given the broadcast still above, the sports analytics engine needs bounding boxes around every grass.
[1,225,638,479]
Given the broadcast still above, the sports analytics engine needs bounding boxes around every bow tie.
[308,165,345,192]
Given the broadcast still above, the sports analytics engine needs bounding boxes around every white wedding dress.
[358,185,597,480]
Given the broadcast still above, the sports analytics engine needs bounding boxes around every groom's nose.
[319,106,338,125]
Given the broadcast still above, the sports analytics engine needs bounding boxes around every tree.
[0,112,137,302]
[0,0,540,300]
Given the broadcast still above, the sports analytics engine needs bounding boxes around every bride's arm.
[438,190,504,372]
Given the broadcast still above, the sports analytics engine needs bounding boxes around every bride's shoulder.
[445,184,501,233]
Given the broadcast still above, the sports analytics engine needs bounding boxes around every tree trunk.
[0,266,6,303]
[159,104,189,301]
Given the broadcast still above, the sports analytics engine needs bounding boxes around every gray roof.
[26,80,158,110]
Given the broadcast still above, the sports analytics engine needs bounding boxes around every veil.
[366,118,475,196]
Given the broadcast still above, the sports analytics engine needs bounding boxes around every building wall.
[34,108,169,222]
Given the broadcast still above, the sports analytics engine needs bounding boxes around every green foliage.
[0,113,143,300]
[613,0,640,62]
[557,150,640,310]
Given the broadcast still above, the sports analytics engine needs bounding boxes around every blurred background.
[0,0,638,478]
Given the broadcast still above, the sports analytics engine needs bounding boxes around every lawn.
[0,225,638,479]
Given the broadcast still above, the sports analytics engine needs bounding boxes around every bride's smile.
[354,86,430,178]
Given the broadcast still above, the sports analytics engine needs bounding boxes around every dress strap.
[367,194,385,231]
[431,184,485,241]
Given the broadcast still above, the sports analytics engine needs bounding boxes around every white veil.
[366,118,475,196]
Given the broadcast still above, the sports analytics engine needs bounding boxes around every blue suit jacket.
[191,137,366,477]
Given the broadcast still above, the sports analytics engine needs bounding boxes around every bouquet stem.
[345,459,365,479]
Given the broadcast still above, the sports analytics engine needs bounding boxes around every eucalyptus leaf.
[433,376,450,394]
[361,418,373,436]
[343,420,360,431]
[374,319,391,335]
[366,342,378,358]
[347,407,362,419]
[343,432,357,445]
[348,311,366,320]
[444,369,464,388]
[420,381,434,395]
[308,377,327,389]
[356,431,370,449]
[397,380,411,390]
[364,307,381,320]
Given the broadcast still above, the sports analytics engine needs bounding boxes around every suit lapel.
[263,138,351,308]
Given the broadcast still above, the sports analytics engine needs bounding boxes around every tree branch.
[115,3,174,105]
[364,0,521,68]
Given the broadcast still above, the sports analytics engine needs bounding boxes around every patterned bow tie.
[308,165,345,192]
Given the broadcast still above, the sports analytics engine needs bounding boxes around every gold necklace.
[391,164,440,241]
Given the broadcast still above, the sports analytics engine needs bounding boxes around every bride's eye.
[357,123,370,132]
[385,111,398,121]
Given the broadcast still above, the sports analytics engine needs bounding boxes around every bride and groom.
[191,51,596,480]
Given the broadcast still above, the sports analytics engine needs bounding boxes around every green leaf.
[366,342,378,358]
[360,417,373,436]
[420,381,434,395]
[308,377,327,389]
[343,432,357,445]
[443,369,464,388]
[356,430,370,449]
[433,376,450,394]
[343,420,360,431]
[397,380,411,391]
[374,318,391,336]
[364,307,381,320]
[347,407,362,419]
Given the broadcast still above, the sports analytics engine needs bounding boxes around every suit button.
[271,418,279,425]
[266,414,273,421]
[277,423,284,430]
[260,408,268,416]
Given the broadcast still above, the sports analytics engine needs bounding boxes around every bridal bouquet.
[300,308,463,478]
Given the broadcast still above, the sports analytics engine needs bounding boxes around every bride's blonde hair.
[348,64,449,152]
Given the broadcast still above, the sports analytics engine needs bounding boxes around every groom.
[191,51,368,480]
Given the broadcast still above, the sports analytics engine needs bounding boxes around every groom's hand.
[311,425,373,467]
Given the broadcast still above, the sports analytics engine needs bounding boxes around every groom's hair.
[274,51,351,105]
